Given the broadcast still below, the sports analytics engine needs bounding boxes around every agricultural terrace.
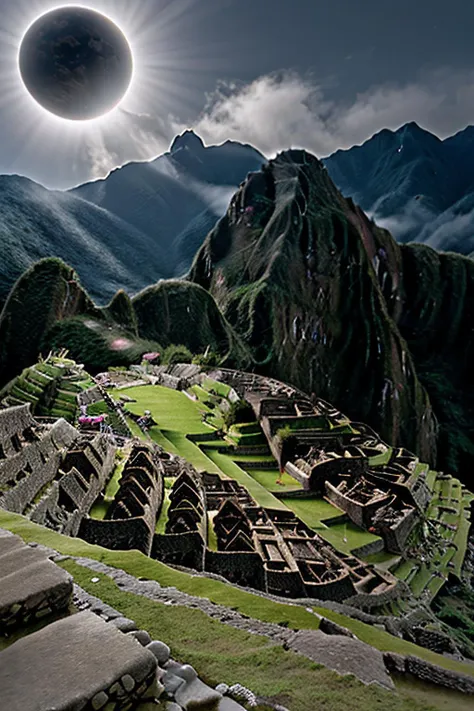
[112,381,386,557]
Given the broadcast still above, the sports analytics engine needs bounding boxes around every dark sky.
[0,0,472,188]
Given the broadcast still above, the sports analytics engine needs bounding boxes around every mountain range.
[2,143,474,487]
[0,123,473,310]
[0,131,265,307]
[324,122,474,252]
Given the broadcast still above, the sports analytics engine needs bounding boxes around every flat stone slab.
[0,611,158,711]
[287,630,394,689]
[0,534,72,625]
[218,698,247,710]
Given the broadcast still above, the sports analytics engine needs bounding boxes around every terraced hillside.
[0,359,473,707]
[0,353,93,422]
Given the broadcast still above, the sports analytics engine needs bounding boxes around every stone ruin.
[0,365,469,616]
[212,368,431,556]
[153,469,207,571]
[203,471,400,603]
[80,443,165,555]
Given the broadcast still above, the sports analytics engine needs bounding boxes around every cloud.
[186,68,474,159]
[83,109,176,180]
[80,66,474,188]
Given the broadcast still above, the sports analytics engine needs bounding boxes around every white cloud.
[185,68,474,159]
[80,66,474,209]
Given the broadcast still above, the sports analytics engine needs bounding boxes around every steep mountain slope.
[324,123,474,251]
[0,175,170,307]
[0,258,249,386]
[132,280,251,366]
[190,149,474,481]
[0,133,265,307]
[71,130,265,274]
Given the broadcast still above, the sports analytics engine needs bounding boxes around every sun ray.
[0,0,242,187]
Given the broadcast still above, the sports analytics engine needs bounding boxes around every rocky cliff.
[190,149,473,473]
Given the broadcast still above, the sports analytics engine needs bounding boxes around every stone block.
[147,640,171,666]
[129,630,152,647]
[0,611,157,711]
[110,616,138,632]
[175,679,222,710]
[0,534,72,629]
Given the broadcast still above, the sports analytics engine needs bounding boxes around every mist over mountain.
[324,122,474,252]
[0,132,265,306]
[2,122,473,313]
[2,138,474,484]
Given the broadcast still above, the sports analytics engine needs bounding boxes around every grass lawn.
[155,489,171,534]
[425,470,438,491]
[280,496,345,527]
[320,521,381,555]
[246,469,300,493]
[280,497,382,553]
[207,512,218,551]
[369,448,393,466]
[363,551,400,567]
[2,510,474,685]
[89,500,109,520]
[124,385,211,435]
[164,431,221,473]
[62,560,443,711]
[452,513,472,575]
[204,449,287,510]
[201,377,232,398]
[410,565,433,596]
[147,426,179,454]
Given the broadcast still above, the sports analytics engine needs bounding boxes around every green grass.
[425,471,438,491]
[2,510,474,684]
[201,377,232,398]
[280,496,344,527]
[393,674,474,711]
[207,512,218,551]
[155,489,171,534]
[89,500,109,520]
[368,448,393,466]
[393,559,419,582]
[280,497,382,553]
[321,522,381,555]
[410,565,433,596]
[363,551,400,566]
[61,560,445,711]
[310,604,474,677]
[165,431,221,473]
[124,385,211,435]
[246,469,300,493]
[452,513,472,575]
[204,449,287,510]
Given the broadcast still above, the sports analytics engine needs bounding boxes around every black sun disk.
[18,6,133,121]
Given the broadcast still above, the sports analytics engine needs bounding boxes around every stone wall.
[302,570,357,602]
[384,652,474,694]
[152,531,205,570]
[325,481,383,529]
[77,386,102,407]
[80,516,152,553]
[346,578,410,611]
[382,508,419,554]
[351,538,385,558]
[30,434,116,536]
[80,445,163,555]
[0,418,78,515]
[0,404,36,449]
[205,550,265,590]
